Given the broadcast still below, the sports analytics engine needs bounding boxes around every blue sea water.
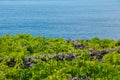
[0,0,120,39]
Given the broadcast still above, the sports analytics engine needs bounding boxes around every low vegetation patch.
[0,34,120,80]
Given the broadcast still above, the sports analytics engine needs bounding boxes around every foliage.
[0,34,120,80]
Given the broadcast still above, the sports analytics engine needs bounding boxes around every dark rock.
[90,50,109,59]
[89,48,120,60]
[23,53,80,68]
[51,54,56,58]
[71,40,85,49]
[23,56,38,68]
[72,77,80,80]
[117,48,120,53]
[65,53,76,61]
[23,47,120,68]
[24,61,36,68]
[68,76,90,80]
[24,56,35,62]
[51,53,80,61]
[106,48,118,53]
[52,53,63,61]
[60,53,78,60]
[99,50,108,55]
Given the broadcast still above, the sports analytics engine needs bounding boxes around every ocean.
[0,0,120,39]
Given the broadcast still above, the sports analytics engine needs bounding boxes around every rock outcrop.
[23,53,80,68]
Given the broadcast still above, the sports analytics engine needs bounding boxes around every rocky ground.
[68,76,90,80]
[0,40,120,69]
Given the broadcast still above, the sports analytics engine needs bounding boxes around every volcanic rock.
[68,76,90,80]
[117,48,120,53]
[71,40,85,49]
[23,53,80,68]
[23,56,37,68]
[90,50,109,59]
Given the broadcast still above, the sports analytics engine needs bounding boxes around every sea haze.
[0,0,120,39]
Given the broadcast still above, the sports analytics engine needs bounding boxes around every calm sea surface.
[0,0,120,39]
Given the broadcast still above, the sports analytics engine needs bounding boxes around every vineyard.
[0,34,120,80]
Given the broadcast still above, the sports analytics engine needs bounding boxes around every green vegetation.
[0,34,120,80]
